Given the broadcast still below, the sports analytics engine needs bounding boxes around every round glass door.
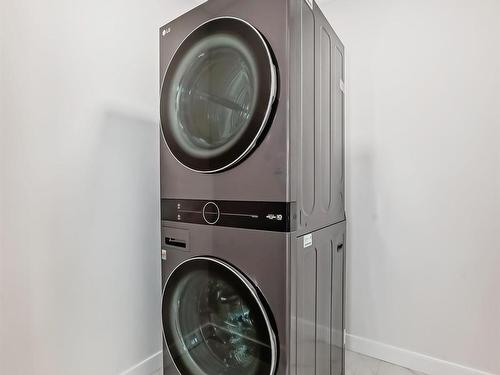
[160,17,277,173]
[162,257,278,375]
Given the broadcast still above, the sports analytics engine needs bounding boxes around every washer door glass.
[160,17,277,173]
[162,257,277,375]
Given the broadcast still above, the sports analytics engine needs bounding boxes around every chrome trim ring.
[161,256,278,375]
[160,16,278,174]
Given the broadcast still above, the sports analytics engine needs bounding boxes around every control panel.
[161,199,296,232]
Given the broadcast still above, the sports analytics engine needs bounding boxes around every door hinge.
[343,329,347,345]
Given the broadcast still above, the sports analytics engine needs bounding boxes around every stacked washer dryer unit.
[159,0,345,374]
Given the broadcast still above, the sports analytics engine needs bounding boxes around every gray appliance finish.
[159,0,346,235]
[161,221,346,375]
[160,0,347,374]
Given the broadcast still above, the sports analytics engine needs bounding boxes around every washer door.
[160,17,277,173]
[162,257,278,375]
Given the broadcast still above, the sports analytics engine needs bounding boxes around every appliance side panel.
[314,6,345,227]
[325,6,346,224]
[293,1,316,232]
[294,221,346,375]
[319,26,333,215]
[333,40,346,225]
[288,231,297,375]
[295,234,317,375]
[296,4,345,236]
[332,223,346,375]
[315,230,333,375]
[300,3,316,218]
[288,0,301,204]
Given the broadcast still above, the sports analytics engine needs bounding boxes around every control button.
[202,202,220,225]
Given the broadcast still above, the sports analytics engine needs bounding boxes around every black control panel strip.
[161,199,297,232]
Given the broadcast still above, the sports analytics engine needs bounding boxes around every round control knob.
[202,202,220,225]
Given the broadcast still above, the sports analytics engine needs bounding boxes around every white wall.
[0,1,203,374]
[319,1,500,374]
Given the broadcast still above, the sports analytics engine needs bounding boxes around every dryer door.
[160,17,277,173]
[162,257,278,375]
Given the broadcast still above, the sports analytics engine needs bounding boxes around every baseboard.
[119,350,163,375]
[346,334,495,375]
[116,336,495,375]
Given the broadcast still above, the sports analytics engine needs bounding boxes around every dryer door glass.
[162,257,277,375]
[160,17,277,173]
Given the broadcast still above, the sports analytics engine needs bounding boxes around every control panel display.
[161,199,296,232]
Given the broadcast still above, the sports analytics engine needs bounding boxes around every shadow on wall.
[6,108,162,375]
[346,142,388,339]
[74,109,161,373]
